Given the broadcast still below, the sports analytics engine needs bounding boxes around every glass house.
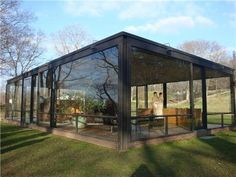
[5,32,236,150]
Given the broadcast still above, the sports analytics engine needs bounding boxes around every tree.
[51,24,93,56]
[0,0,44,77]
[178,40,229,64]
[178,40,230,97]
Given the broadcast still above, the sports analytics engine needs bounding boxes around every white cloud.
[195,16,215,26]
[118,0,166,20]
[63,0,119,17]
[125,16,214,34]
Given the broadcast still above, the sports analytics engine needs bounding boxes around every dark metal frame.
[5,32,236,150]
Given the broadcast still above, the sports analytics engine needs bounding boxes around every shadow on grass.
[1,129,34,139]
[0,123,22,133]
[139,142,177,177]
[1,137,49,154]
[1,122,51,154]
[199,136,236,163]
[1,132,50,148]
[130,164,155,177]
[135,131,236,177]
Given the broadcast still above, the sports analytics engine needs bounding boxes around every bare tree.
[0,0,44,77]
[178,40,230,97]
[178,40,229,64]
[51,24,93,56]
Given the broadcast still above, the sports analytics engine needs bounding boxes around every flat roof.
[7,31,234,84]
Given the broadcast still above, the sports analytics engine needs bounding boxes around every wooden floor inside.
[39,122,190,143]
[131,124,190,141]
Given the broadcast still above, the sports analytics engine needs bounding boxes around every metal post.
[136,86,138,110]
[221,113,224,128]
[118,36,130,151]
[230,75,236,125]
[30,76,34,123]
[189,63,194,131]
[20,78,25,127]
[163,83,167,108]
[76,116,78,133]
[145,85,148,108]
[37,73,40,125]
[164,116,168,136]
[201,67,207,129]
[50,68,56,128]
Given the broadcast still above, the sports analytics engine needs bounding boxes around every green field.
[1,122,236,177]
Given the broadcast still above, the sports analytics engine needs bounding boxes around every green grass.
[1,122,236,177]
[208,115,233,125]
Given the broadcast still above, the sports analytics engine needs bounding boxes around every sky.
[21,0,236,62]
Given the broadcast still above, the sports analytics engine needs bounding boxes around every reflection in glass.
[38,70,51,125]
[32,75,38,123]
[6,83,15,119]
[23,77,31,124]
[11,80,22,121]
[55,47,118,141]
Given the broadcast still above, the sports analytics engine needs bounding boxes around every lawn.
[1,122,236,177]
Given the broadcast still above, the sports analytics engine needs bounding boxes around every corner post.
[201,67,207,129]
[118,35,131,151]
[50,67,57,128]
[230,75,236,124]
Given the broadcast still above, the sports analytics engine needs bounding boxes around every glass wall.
[12,80,22,121]
[206,68,232,127]
[130,47,192,141]
[23,77,32,124]
[193,65,203,129]
[148,84,163,109]
[38,70,51,126]
[32,75,38,123]
[55,47,118,141]
[6,83,15,119]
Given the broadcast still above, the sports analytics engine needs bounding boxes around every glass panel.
[131,86,137,116]
[12,80,22,121]
[193,65,202,129]
[32,75,38,123]
[137,86,145,108]
[38,70,51,126]
[207,77,231,113]
[55,47,118,142]
[6,83,15,119]
[167,81,190,109]
[206,68,232,127]
[130,47,191,141]
[23,77,32,124]
[148,84,163,109]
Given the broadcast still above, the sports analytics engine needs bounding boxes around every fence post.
[165,116,168,136]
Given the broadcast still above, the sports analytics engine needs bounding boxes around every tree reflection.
[55,47,118,117]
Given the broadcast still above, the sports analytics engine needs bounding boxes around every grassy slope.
[1,122,236,177]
